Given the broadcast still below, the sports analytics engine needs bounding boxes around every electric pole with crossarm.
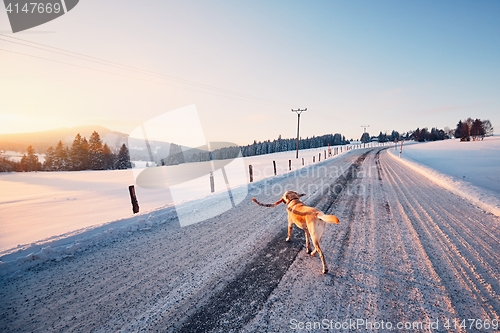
[361,125,370,148]
[292,108,307,159]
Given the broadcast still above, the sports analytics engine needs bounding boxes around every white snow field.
[389,136,500,217]
[0,169,174,254]
[1,144,499,332]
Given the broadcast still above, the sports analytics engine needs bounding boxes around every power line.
[0,34,293,108]
[0,48,295,108]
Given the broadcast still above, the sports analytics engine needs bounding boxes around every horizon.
[0,121,462,151]
[0,118,495,151]
[1,1,499,144]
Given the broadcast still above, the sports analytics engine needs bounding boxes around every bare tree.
[482,120,494,137]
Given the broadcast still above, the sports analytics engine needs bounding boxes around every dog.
[252,190,339,274]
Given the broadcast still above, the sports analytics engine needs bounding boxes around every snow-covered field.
[0,169,174,254]
[389,136,500,217]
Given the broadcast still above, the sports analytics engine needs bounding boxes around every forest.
[0,131,131,172]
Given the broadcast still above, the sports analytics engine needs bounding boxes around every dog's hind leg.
[312,239,328,274]
[304,229,312,254]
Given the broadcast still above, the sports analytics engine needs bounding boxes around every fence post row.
[246,144,362,185]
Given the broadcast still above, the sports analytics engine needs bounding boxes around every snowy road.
[1,148,499,332]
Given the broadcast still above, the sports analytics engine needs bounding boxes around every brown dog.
[252,190,339,274]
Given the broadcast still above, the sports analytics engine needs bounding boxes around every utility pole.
[292,108,307,159]
[361,125,369,148]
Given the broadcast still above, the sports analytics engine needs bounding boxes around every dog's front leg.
[286,222,293,242]
[304,229,312,254]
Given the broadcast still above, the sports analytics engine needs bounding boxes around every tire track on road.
[175,151,371,333]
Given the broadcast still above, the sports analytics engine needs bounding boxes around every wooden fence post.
[249,165,253,183]
[318,153,321,161]
[128,185,139,214]
[313,156,315,163]
[302,158,304,166]
[210,171,215,192]
[289,160,291,171]
[273,160,277,175]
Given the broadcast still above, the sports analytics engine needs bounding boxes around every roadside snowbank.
[388,137,500,218]
[0,209,175,277]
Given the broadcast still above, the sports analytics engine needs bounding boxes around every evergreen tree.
[420,128,428,142]
[470,119,484,141]
[165,143,184,165]
[53,141,69,170]
[70,133,88,171]
[455,120,463,139]
[116,144,132,169]
[392,130,400,141]
[360,132,370,143]
[20,146,41,172]
[88,131,105,170]
[0,151,17,172]
[102,143,115,169]
[43,146,56,171]
[461,121,471,141]
[81,137,89,169]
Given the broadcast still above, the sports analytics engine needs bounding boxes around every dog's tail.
[318,213,340,224]
[251,197,284,207]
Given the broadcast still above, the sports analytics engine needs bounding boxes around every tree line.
[454,118,493,141]
[0,131,132,172]
[161,133,349,166]
[410,127,449,142]
[361,130,403,143]
[360,118,493,144]
[239,133,348,157]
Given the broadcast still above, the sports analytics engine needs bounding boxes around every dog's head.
[282,190,306,205]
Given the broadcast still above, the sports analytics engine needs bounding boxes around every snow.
[0,169,175,249]
[388,136,500,217]
[1,147,498,332]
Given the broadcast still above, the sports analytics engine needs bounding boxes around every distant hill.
[0,125,129,153]
[0,125,176,163]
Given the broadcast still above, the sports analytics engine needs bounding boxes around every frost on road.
[1,148,499,332]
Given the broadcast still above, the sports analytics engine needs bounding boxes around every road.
[1,148,499,332]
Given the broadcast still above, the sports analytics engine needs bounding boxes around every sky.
[0,0,499,146]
